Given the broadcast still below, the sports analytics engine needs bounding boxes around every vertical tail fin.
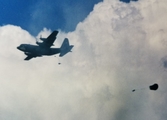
[59,38,74,57]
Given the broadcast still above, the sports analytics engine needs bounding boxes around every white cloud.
[0,0,167,119]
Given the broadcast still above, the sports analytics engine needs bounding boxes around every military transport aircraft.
[17,30,74,60]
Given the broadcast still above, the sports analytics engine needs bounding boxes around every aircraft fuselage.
[17,44,60,57]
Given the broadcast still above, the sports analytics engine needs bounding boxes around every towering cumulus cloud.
[0,0,167,119]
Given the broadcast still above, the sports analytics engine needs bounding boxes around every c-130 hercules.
[17,30,74,60]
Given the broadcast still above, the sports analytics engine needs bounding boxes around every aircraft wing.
[43,30,59,48]
[24,55,34,60]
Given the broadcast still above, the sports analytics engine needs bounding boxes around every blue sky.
[0,0,102,35]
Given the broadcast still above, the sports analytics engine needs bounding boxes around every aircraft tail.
[59,38,74,57]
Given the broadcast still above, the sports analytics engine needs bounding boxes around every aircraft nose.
[17,45,26,51]
[17,46,20,50]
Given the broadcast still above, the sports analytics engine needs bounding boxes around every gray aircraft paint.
[17,30,74,60]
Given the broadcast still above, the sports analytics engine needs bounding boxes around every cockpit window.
[19,45,26,51]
